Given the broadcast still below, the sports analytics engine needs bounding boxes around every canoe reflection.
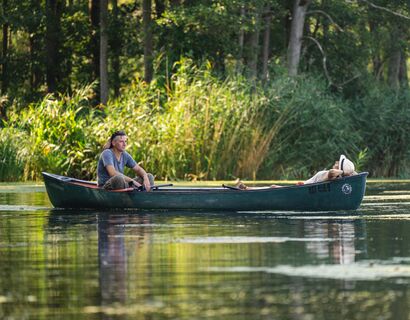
[46,209,369,313]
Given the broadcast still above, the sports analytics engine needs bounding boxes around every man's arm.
[328,169,343,179]
[132,164,151,191]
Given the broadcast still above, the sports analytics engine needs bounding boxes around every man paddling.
[97,130,154,191]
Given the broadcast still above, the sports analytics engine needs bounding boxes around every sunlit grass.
[2,59,410,182]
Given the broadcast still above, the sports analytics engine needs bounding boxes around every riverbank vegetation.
[0,1,409,181]
[2,61,410,181]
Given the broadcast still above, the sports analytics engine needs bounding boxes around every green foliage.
[5,85,98,180]
[3,60,407,181]
[91,60,340,180]
[1,60,410,181]
[259,74,361,179]
[1,0,409,102]
[0,128,24,181]
[1,0,410,182]
[351,83,410,177]
[94,58,286,180]
[157,1,242,61]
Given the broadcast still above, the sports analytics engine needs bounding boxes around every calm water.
[0,182,409,320]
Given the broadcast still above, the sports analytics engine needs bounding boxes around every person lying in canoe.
[236,155,357,190]
[97,130,154,191]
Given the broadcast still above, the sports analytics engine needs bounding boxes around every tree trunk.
[387,26,403,90]
[236,5,245,72]
[91,0,100,90]
[387,49,401,89]
[245,5,262,80]
[29,0,43,92]
[398,49,408,89]
[46,0,62,93]
[287,0,311,76]
[143,0,153,83]
[368,12,383,80]
[100,0,108,104]
[247,28,260,80]
[111,0,120,97]
[261,7,272,81]
[64,0,74,93]
[29,36,43,91]
[1,0,8,94]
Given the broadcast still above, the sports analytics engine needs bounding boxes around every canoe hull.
[42,172,368,211]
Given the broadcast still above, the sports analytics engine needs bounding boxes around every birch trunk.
[387,26,405,90]
[1,0,8,94]
[246,5,262,80]
[237,5,245,72]
[262,7,272,81]
[111,0,120,97]
[100,0,108,104]
[91,0,100,83]
[287,0,311,76]
[143,0,153,83]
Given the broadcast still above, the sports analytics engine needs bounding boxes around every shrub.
[351,85,410,177]
[2,60,409,181]
[259,75,361,179]
[0,128,24,181]
[5,85,99,180]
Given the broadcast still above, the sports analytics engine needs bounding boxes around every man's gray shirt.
[97,149,137,186]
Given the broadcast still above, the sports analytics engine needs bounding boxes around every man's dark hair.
[110,130,126,142]
[103,130,127,150]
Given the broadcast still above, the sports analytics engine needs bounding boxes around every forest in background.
[0,0,409,181]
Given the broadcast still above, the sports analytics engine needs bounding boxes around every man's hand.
[143,177,151,192]
[131,180,142,188]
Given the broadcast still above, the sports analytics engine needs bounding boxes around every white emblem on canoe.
[342,183,352,195]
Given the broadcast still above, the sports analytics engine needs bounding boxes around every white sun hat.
[339,154,355,175]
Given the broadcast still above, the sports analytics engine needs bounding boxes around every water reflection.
[1,181,410,320]
[45,210,377,318]
[303,220,364,265]
[97,214,152,306]
[98,214,128,304]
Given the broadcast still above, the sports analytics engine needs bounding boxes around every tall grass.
[98,61,298,180]
[4,85,98,180]
[1,59,409,181]
[258,75,362,179]
[0,128,24,181]
[350,84,410,177]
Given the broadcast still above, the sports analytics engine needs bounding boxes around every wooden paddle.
[135,183,174,191]
[222,184,242,190]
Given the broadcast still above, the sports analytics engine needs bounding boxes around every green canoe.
[42,172,368,211]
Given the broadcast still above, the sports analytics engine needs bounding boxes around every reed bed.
[1,60,409,181]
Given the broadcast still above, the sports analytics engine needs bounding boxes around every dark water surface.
[0,182,409,320]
